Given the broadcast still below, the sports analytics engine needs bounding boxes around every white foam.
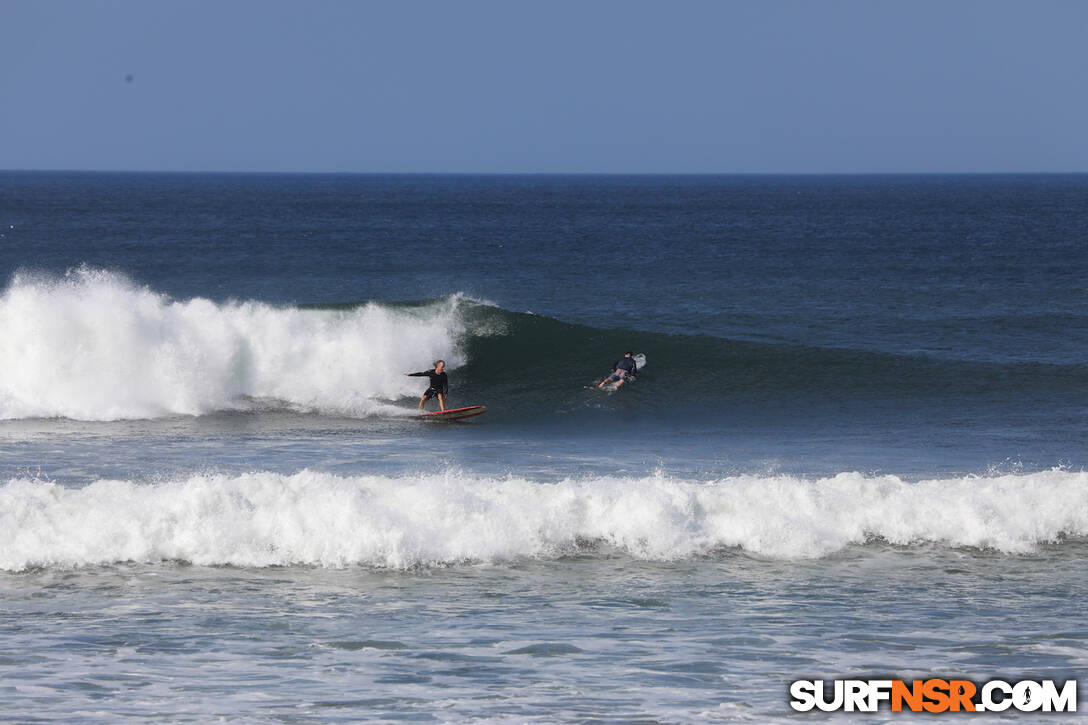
[2,468,1086,571]
[0,268,466,420]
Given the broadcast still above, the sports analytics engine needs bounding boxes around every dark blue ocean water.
[1,173,1086,722]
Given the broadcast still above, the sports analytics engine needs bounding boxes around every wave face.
[457,304,1088,419]
[0,268,466,420]
[3,469,1086,571]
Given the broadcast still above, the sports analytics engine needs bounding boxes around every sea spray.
[3,468,1086,571]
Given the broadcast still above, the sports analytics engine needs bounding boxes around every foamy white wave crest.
[0,268,466,420]
[3,469,1086,571]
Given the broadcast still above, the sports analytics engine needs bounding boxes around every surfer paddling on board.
[405,360,449,411]
[597,351,638,389]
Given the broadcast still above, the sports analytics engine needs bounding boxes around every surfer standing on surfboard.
[597,351,638,389]
[405,360,449,411]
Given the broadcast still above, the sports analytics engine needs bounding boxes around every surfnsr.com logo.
[789,679,1077,713]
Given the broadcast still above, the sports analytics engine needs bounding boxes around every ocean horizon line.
[3,168,1088,178]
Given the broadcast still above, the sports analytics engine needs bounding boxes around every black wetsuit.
[409,369,449,399]
[613,356,638,376]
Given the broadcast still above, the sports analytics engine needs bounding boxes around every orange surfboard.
[418,405,487,421]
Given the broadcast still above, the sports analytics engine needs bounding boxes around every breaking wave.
[2,468,1086,571]
[2,267,1085,421]
[0,268,468,420]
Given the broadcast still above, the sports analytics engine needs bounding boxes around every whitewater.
[4,468,1086,571]
[0,268,467,420]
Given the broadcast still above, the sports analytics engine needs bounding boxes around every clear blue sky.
[2,0,1086,173]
